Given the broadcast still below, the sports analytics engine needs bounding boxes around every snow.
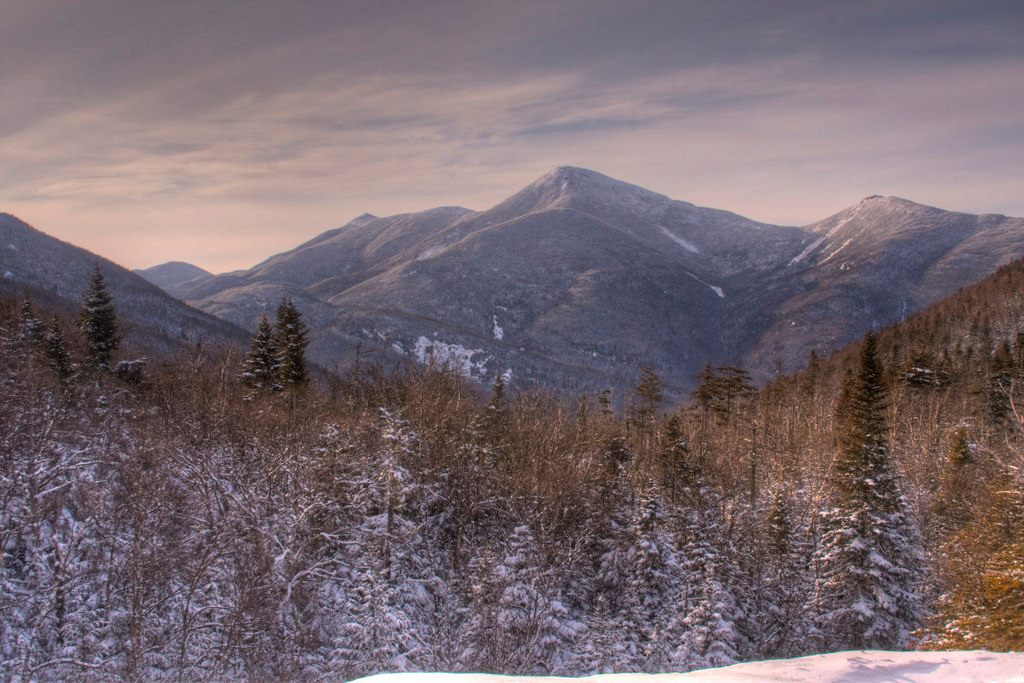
[685,272,726,299]
[658,226,701,254]
[416,245,447,261]
[351,650,1024,683]
[2,270,12,280]
[414,336,490,378]
[492,315,504,340]
[788,236,827,266]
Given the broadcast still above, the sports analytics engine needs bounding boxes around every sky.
[1,0,1022,273]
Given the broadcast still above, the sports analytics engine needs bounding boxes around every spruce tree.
[43,318,73,382]
[633,365,664,422]
[240,315,280,392]
[274,298,310,388]
[810,331,923,650]
[17,300,44,351]
[79,265,119,369]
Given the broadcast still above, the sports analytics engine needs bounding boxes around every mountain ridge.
[9,167,1024,398]
[0,213,249,354]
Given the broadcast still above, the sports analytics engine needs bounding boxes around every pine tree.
[809,331,923,650]
[240,315,280,392]
[754,489,813,658]
[274,298,310,387]
[459,526,577,674]
[43,318,73,382]
[79,265,119,369]
[659,415,692,499]
[984,341,1014,426]
[672,563,741,671]
[597,388,613,416]
[17,300,44,351]
[632,365,664,423]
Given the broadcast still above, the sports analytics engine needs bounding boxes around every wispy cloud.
[0,1,1021,271]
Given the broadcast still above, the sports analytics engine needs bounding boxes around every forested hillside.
[1,260,1022,680]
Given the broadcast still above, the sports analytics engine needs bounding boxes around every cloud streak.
[1,0,1022,272]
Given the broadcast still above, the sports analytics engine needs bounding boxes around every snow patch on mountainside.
[414,336,490,378]
[658,226,701,253]
[492,315,504,340]
[685,271,725,298]
[788,235,827,266]
[351,650,1024,683]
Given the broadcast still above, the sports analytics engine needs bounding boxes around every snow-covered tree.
[240,315,280,392]
[458,525,578,674]
[673,562,742,671]
[809,331,923,650]
[274,298,310,388]
[43,318,73,382]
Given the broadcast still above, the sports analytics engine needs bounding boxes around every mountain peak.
[498,165,672,219]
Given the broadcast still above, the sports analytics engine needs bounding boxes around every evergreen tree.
[618,491,679,669]
[596,388,613,416]
[672,563,741,671]
[274,298,310,387]
[754,489,813,658]
[632,365,664,423]
[17,300,44,351]
[78,265,119,369]
[983,341,1014,426]
[809,331,923,650]
[43,318,73,382]
[240,315,280,392]
[659,415,692,499]
[459,526,577,673]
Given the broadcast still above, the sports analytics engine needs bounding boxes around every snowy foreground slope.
[352,651,1024,683]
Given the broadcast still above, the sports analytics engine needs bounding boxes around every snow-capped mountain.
[0,213,248,353]
[167,167,1024,397]
[11,166,1024,397]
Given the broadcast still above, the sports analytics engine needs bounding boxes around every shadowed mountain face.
[12,166,1024,398]
[0,214,248,354]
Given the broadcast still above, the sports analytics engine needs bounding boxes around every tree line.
[0,259,1022,680]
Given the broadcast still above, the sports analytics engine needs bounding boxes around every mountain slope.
[0,213,248,353]
[135,261,214,299]
[744,196,1024,374]
[178,167,1024,397]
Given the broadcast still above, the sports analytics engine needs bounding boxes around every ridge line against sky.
[1,0,1022,273]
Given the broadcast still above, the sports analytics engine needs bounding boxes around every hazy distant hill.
[135,261,214,299]
[161,167,1023,397]
[0,213,248,354]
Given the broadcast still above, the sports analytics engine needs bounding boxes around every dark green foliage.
[78,265,119,369]
[274,298,310,388]
[811,331,922,650]
[17,300,44,351]
[692,364,754,421]
[632,364,664,421]
[240,315,280,392]
[43,318,73,382]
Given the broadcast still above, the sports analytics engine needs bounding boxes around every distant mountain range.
[6,167,1024,397]
[0,213,247,354]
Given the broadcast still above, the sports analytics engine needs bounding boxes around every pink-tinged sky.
[1,0,1022,273]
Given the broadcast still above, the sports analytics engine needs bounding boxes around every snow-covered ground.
[352,650,1024,683]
